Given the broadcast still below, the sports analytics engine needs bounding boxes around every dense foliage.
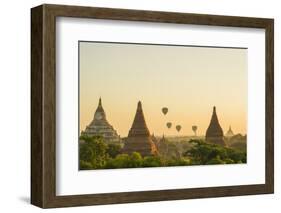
[184,139,246,165]
[79,136,246,170]
[79,135,108,169]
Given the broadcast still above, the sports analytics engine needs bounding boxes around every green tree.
[184,139,246,165]
[79,160,93,170]
[128,152,143,167]
[226,148,246,163]
[105,152,143,169]
[79,135,108,169]
[105,154,130,168]
[106,143,122,158]
[207,156,225,164]
[143,156,162,167]
[166,158,190,166]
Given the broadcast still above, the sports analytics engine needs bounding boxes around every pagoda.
[122,101,158,156]
[225,126,234,138]
[151,133,158,146]
[205,106,225,146]
[156,135,168,155]
[81,98,120,143]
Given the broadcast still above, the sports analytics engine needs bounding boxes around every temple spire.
[211,106,219,123]
[226,125,234,137]
[128,101,150,137]
[137,101,142,110]
[98,97,102,107]
[123,101,158,156]
[95,97,106,117]
[205,106,225,146]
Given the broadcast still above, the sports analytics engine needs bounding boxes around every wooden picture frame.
[31,4,274,208]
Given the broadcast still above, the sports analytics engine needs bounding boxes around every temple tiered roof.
[81,98,120,143]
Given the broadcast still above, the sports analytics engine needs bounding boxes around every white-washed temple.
[81,98,120,143]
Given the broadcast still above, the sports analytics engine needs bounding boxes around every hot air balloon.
[192,125,198,136]
[166,122,172,129]
[176,125,181,132]
[162,107,168,115]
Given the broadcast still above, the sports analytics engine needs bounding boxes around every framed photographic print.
[31,4,274,208]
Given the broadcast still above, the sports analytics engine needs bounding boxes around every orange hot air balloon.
[176,125,181,132]
[162,107,168,115]
[166,122,172,129]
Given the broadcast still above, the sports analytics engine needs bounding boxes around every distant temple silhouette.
[205,106,225,146]
[155,135,167,155]
[81,98,120,143]
[123,101,158,156]
[225,126,234,138]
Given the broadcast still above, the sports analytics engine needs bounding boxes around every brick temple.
[123,101,158,156]
[205,106,225,146]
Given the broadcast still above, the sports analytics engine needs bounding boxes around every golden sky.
[79,42,247,137]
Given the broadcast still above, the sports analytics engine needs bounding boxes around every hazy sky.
[79,42,247,137]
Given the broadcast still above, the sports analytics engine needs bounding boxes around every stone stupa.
[81,98,120,143]
[225,126,234,138]
[205,106,225,146]
[122,101,158,156]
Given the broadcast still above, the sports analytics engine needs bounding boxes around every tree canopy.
[79,137,246,170]
[79,135,108,169]
[184,139,246,165]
